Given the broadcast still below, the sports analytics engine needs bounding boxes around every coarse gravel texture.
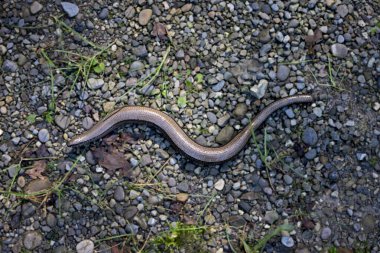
[0,0,380,253]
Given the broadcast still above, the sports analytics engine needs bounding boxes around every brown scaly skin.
[68,95,314,163]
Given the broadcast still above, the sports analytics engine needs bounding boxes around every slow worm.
[68,95,313,163]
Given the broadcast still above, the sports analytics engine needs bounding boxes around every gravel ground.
[0,0,379,252]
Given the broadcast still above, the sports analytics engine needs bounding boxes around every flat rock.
[2,60,18,72]
[38,129,49,143]
[233,103,248,119]
[214,179,225,191]
[23,231,42,250]
[321,227,332,240]
[129,61,144,72]
[302,127,318,146]
[30,1,43,14]
[277,65,290,81]
[331,44,348,58]
[264,210,279,224]
[103,102,115,113]
[61,2,79,18]
[140,154,152,166]
[228,215,246,227]
[139,9,152,26]
[124,206,138,220]
[114,186,125,201]
[87,78,104,89]
[55,114,71,129]
[336,4,349,17]
[76,240,94,253]
[216,126,235,145]
[176,193,189,202]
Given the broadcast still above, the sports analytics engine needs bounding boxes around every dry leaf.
[25,160,47,179]
[304,29,323,45]
[36,144,50,158]
[103,134,119,146]
[111,244,130,253]
[151,22,167,38]
[92,148,131,175]
[119,133,137,144]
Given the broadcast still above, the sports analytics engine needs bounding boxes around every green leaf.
[242,240,254,253]
[195,73,203,83]
[43,111,54,124]
[185,79,193,90]
[177,96,187,108]
[48,101,56,111]
[93,62,105,74]
[26,114,37,124]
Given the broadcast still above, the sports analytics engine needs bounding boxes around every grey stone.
[331,44,348,58]
[129,190,140,199]
[259,44,272,56]
[277,65,290,81]
[8,164,18,177]
[207,112,217,124]
[55,115,70,129]
[233,103,248,118]
[30,1,43,14]
[214,179,225,191]
[264,210,279,224]
[283,175,293,185]
[177,181,189,192]
[212,80,225,92]
[321,227,332,240]
[155,149,169,159]
[18,54,27,66]
[133,45,148,57]
[168,177,176,187]
[124,206,138,220]
[305,149,317,160]
[313,107,322,117]
[276,32,284,42]
[47,213,57,227]
[356,152,367,161]
[175,49,185,59]
[281,236,295,248]
[87,78,104,89]
[139,9,152,26]
[238,201,252,213]
[98,8,108,20]
[259,30,271,43]
[148,218,157,226]
[12,137,21,145]
[22,203,36,218]
[302,127,318,146]
[336,5,349,17]
[217,114,230,127]
[216,126,234,145]
[2,60,18,72]
[114,186,125,201]
[76,240,94,253]
[61,2,79,18]
[23,231,42,250]
[129,61,144,72]
[125,6,135,18]
[140,154,152,166]
[228,215,246,227]
[285,108,295,118]
[38,129,49,143]
[82,117,94,130]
